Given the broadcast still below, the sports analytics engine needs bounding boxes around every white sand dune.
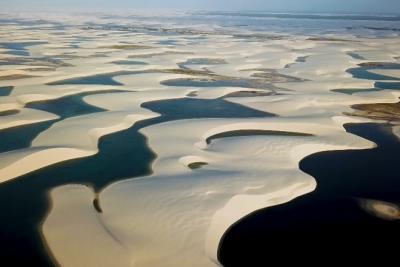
[0,89,187,183]
[368,69,400,80]
[1,15,399,267]
[44,185,132,267]
[0,107,58,130]
[44,116,375,267]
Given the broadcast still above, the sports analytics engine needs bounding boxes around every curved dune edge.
[205,180,316,263]
[42,117,376,267]
[393,125,400,140]
[0,85,130,131]
[43,185,132,267]
[0,107,58,130]
[0,89,188,183]
[0,148,93,183]
[0,111,155,183]
[179,155,209,169]
[3,18,400,267]
[40,32,400,267]
[0,113,151,183]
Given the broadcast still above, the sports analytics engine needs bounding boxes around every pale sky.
[1,0,400,14]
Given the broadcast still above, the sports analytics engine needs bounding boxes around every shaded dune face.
[205,129,312,144]
[0,109,19,116]
[0,12,400,267]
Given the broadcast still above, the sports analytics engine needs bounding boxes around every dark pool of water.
[347,51,365,60]
[157,39,179,45]
[177,58,227,69]
[142,97,273,120]
[25,90,126,119]
[0,96,271,267]
[334,62,400,94]
[285,56,308,69]
[348,62,400,81]
[0,121,55,154]
[161,77,273,90]
[347,67,400,81]
[331,68,400,95]
[0,41,48,57]
[0,41,47,51]
[0,91,122,154]
[296,56,308,63]
[2,50,30,56]
[219,123,400,265]
[111,60,149,65]
[46,71,135,86]
[0,86,13,96]
[375,81,400,90]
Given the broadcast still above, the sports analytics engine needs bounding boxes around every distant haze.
[2,0,400,14]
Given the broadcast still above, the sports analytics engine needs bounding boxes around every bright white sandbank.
[1,22,399,267]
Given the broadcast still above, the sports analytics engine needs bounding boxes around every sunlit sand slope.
[0,14,399,267]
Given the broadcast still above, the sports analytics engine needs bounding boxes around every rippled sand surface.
[0,11,400,267]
